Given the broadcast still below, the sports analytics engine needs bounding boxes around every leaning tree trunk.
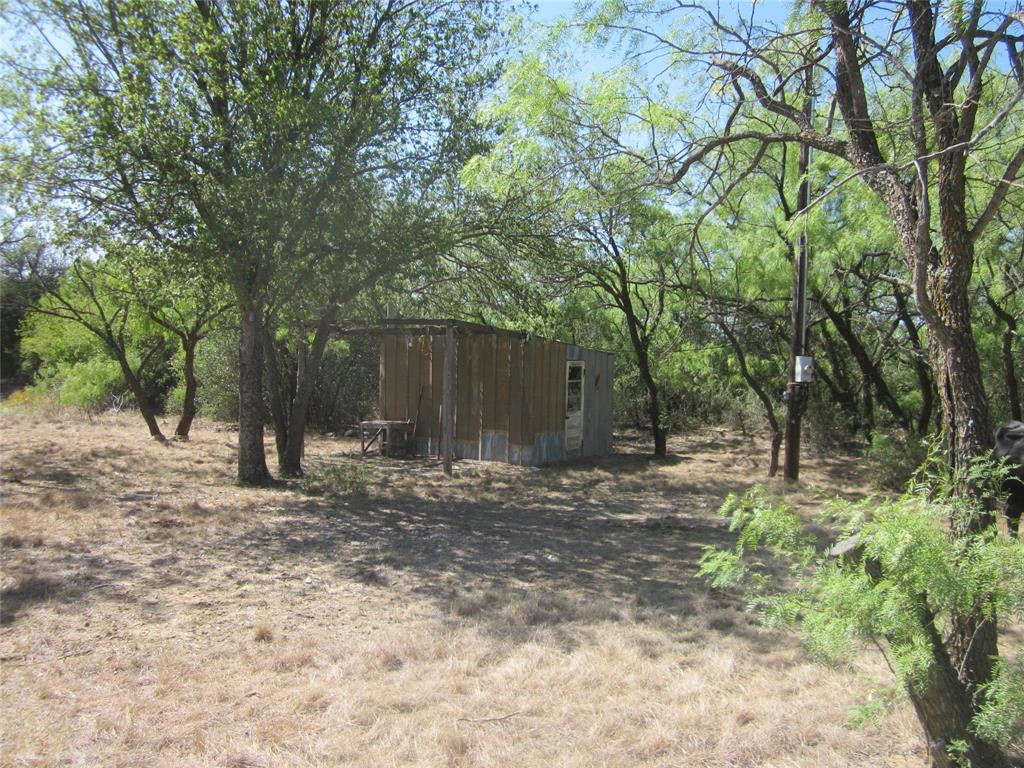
[903,605,1007,768]
[279,304,339,477]
[715,317,782,476]
[112,349,165,442]
[620,303,666,456]
[236,292,272,486]
[174,335,199,440]
[819,296,910,432]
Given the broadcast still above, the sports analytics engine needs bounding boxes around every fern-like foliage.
[697,456,1024,749]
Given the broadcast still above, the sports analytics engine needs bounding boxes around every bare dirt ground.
[0,410,942,767]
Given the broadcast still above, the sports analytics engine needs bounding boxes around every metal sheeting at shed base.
[377,329,613,466]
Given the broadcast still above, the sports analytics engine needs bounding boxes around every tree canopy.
[2,3,1023,764]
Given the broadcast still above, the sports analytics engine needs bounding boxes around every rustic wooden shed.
[375,320,613,466]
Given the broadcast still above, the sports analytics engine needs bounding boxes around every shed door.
[566,361,585,456]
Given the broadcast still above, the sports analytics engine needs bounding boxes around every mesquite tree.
[5,0,500,484]
[581,2,1024,764]
[27,258,170,439]
[464,57,683,455]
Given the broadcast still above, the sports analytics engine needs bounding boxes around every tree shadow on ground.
[0,551,142,625]
[175,444,810,651]
[0,428,856,656]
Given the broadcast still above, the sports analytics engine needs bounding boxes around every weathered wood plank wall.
[379,331,612,465]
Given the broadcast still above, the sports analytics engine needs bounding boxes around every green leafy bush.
[863,430,930,491]
[698,460,1024,754]
[298,463,370,496]
[56,357,128,413]
[194,327,239,422]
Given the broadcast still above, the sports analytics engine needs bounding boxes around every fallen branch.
[2,647,94,666]
[457,711,522,724]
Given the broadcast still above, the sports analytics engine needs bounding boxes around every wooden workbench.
[359,420,416,457]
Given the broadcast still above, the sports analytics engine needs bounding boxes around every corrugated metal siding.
[508,336,524,460]
[531,339,566,464]
[380,331,612,466]
[480,333,510,462]
[428,335,445,453]
[454,332,473,456]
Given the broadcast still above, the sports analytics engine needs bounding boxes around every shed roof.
[337,318,613,354]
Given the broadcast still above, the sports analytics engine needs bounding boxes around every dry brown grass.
[0,409,943,767]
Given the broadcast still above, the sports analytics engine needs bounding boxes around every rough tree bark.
[174,337,198,440]
[237,290,272,486]
[820,3,1009,761]
[655,1,1022,761]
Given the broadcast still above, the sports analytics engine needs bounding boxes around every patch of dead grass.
[0,411,970,766]
[252,622,275,643]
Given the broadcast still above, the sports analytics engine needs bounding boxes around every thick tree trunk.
[905,612,1010,768]
[928,321,993,488]
[237,298,271,486]
[822,5,1008,764]
[174,336,198,440]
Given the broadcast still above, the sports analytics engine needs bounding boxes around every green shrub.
[194,327,239,422]
[698,459,1024,758]
[863,430,929,491]
[298,463,370,496]
[57,357,128,413]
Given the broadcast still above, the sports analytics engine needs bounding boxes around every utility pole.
[783,89,814,483]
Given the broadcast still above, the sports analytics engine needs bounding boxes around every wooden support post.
[783,85,814,484]
[442,324,455,476]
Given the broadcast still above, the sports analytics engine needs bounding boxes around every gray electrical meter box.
[795,355,814,383]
